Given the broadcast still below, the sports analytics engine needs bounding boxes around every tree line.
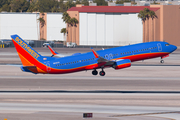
[0,0,134,13]
[0,0,88,12]
[0,0,108,13]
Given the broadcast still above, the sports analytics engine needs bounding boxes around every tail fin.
[47,44,58,56]
[11,34,42,66]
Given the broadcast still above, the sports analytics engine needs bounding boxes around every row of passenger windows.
[111,46,157,56]
[56,58,96,66]
[120,47,157,55]
[56,46,157,67]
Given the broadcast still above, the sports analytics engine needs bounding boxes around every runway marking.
[0,76,180,80]
[1,90,180,94]
[111,111,180,117]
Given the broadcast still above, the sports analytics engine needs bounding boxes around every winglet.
[91,47,99,58]
[47,44,58,56]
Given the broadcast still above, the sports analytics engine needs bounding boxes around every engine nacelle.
[113,59,131,70]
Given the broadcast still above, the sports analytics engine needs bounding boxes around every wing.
[91,48,131,69]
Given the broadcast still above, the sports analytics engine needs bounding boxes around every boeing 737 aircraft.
[11,34,177,76]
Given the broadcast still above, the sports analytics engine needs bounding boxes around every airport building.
[0,5,180,46]
[67,5,158,46]
[0,13,40,40]
[67,5,180,46]
[0,12,66,41]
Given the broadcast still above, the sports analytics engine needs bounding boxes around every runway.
[0,65,180,91]
[1,92,180,120]
[0,47,180,120]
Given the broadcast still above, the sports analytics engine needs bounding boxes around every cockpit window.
[165,44,170,46]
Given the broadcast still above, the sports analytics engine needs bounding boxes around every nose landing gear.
[160,59,164,63]
[160,57,164,63]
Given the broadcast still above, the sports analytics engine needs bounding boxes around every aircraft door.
[46,62,51,73]
[157,43,162,52]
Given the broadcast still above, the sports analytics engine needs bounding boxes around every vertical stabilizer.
[11,34,42,66]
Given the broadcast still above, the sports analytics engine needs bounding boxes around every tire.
[99,71,105,76]
[160,60,164,63]
[92,70,98,75]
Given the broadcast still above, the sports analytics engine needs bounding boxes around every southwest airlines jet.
[11,34,177,76]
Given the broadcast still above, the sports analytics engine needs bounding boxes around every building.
[67,5,158,46]
[0,13,39,40]
[143,5,180,46]
[0,12,66,41]
[67,5,180,46]
[39,13,66,41]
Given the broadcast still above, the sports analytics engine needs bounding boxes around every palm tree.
[61,28,67,45]
[148,10,157,41]
[138,8,157,42]
[37,17,45,40]
[71,17,79,44]
[62,12,71,43]
[62,12,71,24]
[71,17,79,26]
[138,9,146,42]
[62,12,79,44]
[37,17,45,28]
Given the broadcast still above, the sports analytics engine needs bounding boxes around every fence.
[0,40,117,49]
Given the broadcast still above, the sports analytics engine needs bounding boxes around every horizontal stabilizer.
[21,66,38,74]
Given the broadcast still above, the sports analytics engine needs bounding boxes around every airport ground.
[0,47,180,120]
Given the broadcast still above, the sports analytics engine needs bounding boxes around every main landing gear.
[92,69,98,75]
[92,69,106,76]
[99,70,105,76]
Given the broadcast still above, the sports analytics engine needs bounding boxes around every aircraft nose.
[171,45,177,52]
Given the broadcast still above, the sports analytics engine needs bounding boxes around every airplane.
[11,34,177,76]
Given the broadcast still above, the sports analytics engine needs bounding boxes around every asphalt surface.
[0,47,180,120]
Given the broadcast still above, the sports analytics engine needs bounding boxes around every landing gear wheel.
[99,71,105,76]
[160,60,164,63]
[92,70,98,75]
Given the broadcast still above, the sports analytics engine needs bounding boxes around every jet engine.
[113,59,131,70]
